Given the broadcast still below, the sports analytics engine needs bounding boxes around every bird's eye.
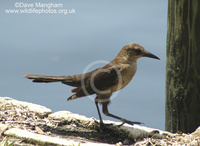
[134,49,142,55]
[127,48,142,55]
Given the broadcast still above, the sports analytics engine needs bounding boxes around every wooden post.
[166,0,200,133]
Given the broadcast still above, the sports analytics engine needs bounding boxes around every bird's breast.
[111,62,137,92]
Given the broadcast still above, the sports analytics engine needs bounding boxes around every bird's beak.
[143,51,160,60]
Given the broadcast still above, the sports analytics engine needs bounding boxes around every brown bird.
[25,43,160,126]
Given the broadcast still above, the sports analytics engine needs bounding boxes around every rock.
[48,111,96,128]
[118,124,174,139]
[0,97,52,118]
[48,111,174,139]
[0,123,8,136]
[191,126,200,137]
[1,96,200,145]
[4,128,113,146]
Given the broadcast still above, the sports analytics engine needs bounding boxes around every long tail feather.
[24,74,69,83]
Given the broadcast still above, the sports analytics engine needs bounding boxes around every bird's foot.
[117,119,144,127]
[93,118,113,127]
[92,118,113,132]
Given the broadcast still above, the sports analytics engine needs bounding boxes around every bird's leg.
[94,100,104,125]
[94,99,113,128]
[102,103,143,127]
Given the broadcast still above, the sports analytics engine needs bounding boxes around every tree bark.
[166,0,200,133]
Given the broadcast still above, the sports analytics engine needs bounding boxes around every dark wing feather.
[67,66,121,101]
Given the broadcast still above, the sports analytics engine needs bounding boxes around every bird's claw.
[92,118,143,129]
[93,118,113,128]
[117,119,144,127]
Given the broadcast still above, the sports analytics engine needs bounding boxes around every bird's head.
[116,43,160,63]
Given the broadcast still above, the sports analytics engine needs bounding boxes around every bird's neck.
[115,54,137,65]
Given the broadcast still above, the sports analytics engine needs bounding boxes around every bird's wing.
[61,69,98,87]
[67,65,121,101]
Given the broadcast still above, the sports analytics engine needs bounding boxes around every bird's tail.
[24,74,69,83]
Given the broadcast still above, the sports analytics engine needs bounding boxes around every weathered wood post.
[166,0,200,133]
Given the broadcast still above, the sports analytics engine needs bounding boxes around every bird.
[25,43,160,126]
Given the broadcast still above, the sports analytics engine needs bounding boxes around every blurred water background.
[0,0,167,130]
